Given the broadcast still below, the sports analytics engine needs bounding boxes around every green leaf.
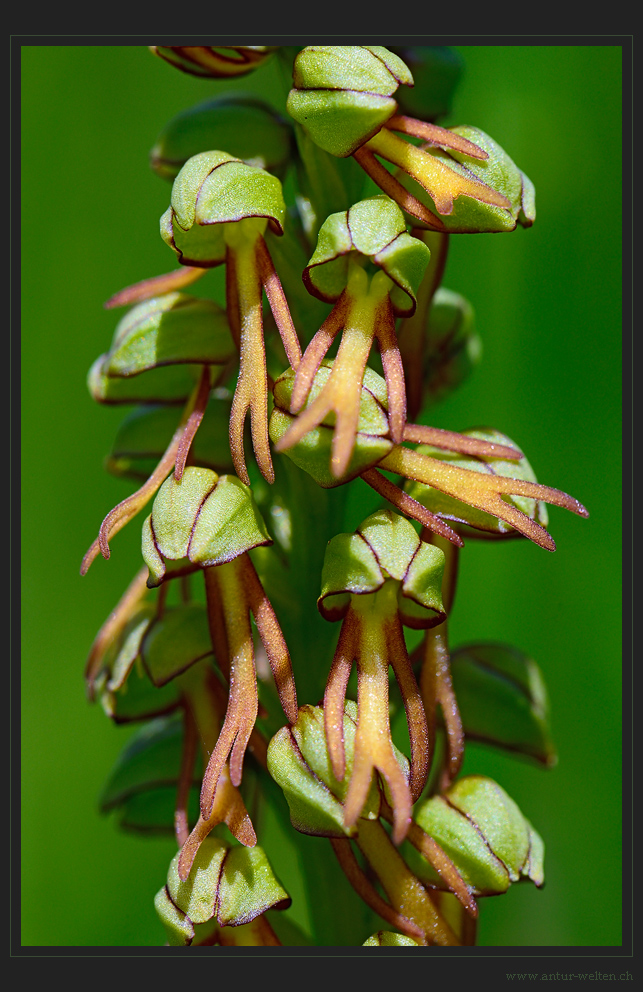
[102,293,233,377]
[150,94,293,182]
[450,643,557,765]
[141,604,213,686]
[88,353,206,405]
[99,714,197,813]
[107,399,234,481]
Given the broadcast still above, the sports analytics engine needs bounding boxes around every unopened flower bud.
[450,643,556,766]
[99,293,233,378]
[150,95,293,182]
[421,288,482,407]
[100,714,200,833]
[286,46,413,157]
[106,396,234,481]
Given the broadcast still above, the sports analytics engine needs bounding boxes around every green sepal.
[363,931,420,946]
[117,785,200,835]
[142,468,272,585]
[317,532,384,619]
[154,886,195,946]
[450,643,557,766]
[100,662,180,724]
[88,602,155,698]
[93,604,183,725]
[144,467,219,566]
[396,540,446,628]
[421,287,482,408]
[409,775,544,895]
[390,46,464,121]
[166,836,289,927]
[267,702,381,838]
[99,714,201,824]
[216,846,291,926]
[287,88,398,159]
[400,126,535,233]
[150,94,293,182]
[292,46,413,96]
[188,474,273,568]
[303,196,430,315]
[100,293,233,377]
[88,353,207,405]
[167,837,228,925]
[162,151,286,266]
[358,509,421,582]
[140,604,213,686]
[106,398,234,481]
[269,409,392,491]
[161,204,226,267]
[405,429,549,537]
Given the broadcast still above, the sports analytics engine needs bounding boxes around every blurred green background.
[21,44,623,948]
